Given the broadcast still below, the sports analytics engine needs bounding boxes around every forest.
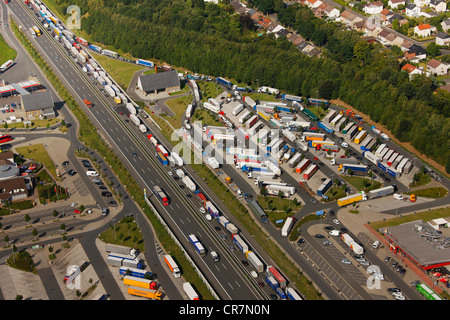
[49,0,450,172]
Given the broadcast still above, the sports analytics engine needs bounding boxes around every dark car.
[258,282,265,288]
[109,200,117,205]
[314,234,325,239]
[67,169,77,176]
[241,260,249,266]
[324,226,334,231]
[297,238,305,246]
[62,161,70,166]
[99,186,107,190]
[101,191,112,197]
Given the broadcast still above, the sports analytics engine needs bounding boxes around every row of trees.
[51,0,450,171]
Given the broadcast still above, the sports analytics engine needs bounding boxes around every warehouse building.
[20,90,56,119]
[137,70,181,96]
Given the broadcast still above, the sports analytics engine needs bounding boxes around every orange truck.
[164,255,181,278]
[83,99,93,107]
[123,275,158,290]
[127,286,162,300]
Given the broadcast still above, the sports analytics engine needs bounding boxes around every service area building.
[137,70,181,96]
[20,90,56,119]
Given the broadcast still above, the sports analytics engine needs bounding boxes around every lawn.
[15,144,57,178]
[245,92,278,102]
[257,195,302,216]
[0,32,17,65]
[341,175,382,192]
[99,215,145,253]
[197,81,223,102]
[90,52,145,90]
[406,187,448,199]
[191,108,224,128]
[164,95,192,128]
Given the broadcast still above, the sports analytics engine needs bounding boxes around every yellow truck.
[337,192,367,207]
[127,286,162,300]
[123,275,157,290]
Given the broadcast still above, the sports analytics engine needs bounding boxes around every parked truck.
[265,275,279,289]
[182,175,196,192]
[119,267,151,279]
[303,164,318,180]
[105,244,138,258]
[183,282,199,300]
[281,217,294,237]
[267,265,287,289]
[341,233,364,255]
[246,251,264,272]
[318,121,334,134]
[164,255,181,278]
[127,286,162,300]
[123,276,157,290]
[337,192,367,207]
[295,158,310,174]
[63,266,80,284]
[368,186,395,199]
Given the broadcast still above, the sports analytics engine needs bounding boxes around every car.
[62,161,70,166]
[70,203,77,207]
[74,209,81,214]
[314,234,325,239]
[333,219,340,225]
[220,235,227,241]
[324,226,334,231]
[109,200,117,205]
[388,288,401,293]
[92,179,101,183]
[205,214,212,221]
[99,186,107,190]
[269,294,278,300]
[132,152,137,157]
[67,169,77,176]
[399,268,406,275]
[323,240,333,246]
[101,191,112,197]
[95,181,103,186]
[241,260,249,266]
[309,198,318,204]
[313,157,318,161]
[199,207,206,214]
[228,245,235,252]
[168,171,173,176]
[340,155,346,158]
[384,256,391,262]
[340,227,348,233]
[297,238,305,246]
[410,280,421,287]
[258,282,265,288]
[360,260,370,266]
[341,259,352,265]
[392,261,398,268]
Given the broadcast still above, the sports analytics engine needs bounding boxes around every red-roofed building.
[414,23,432,37]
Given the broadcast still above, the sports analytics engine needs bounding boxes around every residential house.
[388,13,408,27]
[442,18,450,32]
[401,41,414,52]
[0,177,29,202]
[340,9,364,27]
[353,20,366,32]
[429,0,447,12]
[380,8,393,24]
[305,0,323,9]
[414,23,432,37]
[404,43,427,60]
[436,31,450,46]
[427,59,449,75]
[287,33,303,45]
[405,4,420,17]
[414,0,430,7]
[363,1,384,15]
[322,3,340,18]
[388,0,406,9]
[401,63,426,79]
[256,16,272,28]
[418,9,438,18]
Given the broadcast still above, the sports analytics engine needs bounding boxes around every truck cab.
[83,99,93,107]
[211,251,219,262]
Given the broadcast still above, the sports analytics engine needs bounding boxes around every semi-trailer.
[275,287,287,300]
[296,158,310,174]
[341,233,364,255]
[246,251,264,272]
[107,255,143,269]
[286,287,303,300]
[303,164,318,180]
[136,59,154,67]
[105,244,138,257]
[188,234,206,256]
[232,103,244,116]
[164,255,181,278]
[317,178,332,197]
[267,265,287,289]
[282,129,297,143]
[266,184,296,197]
[341,164,368,174]
[183,282,199,300]
[156,152,168,166]
[238,110,251,124]
[346,126,358,139]
[342,122,354,135]
[119,267,151,279]
[318,121,334,134]
[243,96,257,109]
[153,185,169,206]
[302,132,325,141]
[337,192,367,207]
[156,144,169,157]
[330,157,359,165]
[216,77,232,87]
[281,217,294,237]
[362,151,381,166]
[63,266,80,284]
[127,286,162,300]
[204,201,219,219]
[383,149,394,162]
[181,175,196,192]
[232,234,249,254]
[218,216,239,234]
[288,152,302,168]
[353,130,367,144]
[281,94,303,102]
[244,114,258,128]
[368,186,395,199]
[123,276,157,290]
[258,110,271,121]
[265,275,279,289]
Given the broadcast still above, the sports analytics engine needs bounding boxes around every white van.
[86,170,99,177]
[372,240,381,249]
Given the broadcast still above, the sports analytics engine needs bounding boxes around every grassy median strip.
[10,17,214,300]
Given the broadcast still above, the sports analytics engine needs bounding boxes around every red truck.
[83,99,93,107]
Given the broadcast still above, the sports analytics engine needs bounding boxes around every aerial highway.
[6,0,271,300]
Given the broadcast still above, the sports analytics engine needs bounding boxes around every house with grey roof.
[137,70,181,96]
[20,90,55,119]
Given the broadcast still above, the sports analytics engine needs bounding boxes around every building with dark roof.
[137,70,181,96]
[20,90,55,119]
[0,176,29,202]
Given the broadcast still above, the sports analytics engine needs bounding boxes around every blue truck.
[307,98,329,107]
[275,287,287,300]
[119,267,151,279]
[156,152,168,166]
[136,59,154,67]
[216,77,232,87]
[342,164,367,173]
[265,275,279,289]
[188,234,206,256]
[88,44,103,53]
[318,121,334,134]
